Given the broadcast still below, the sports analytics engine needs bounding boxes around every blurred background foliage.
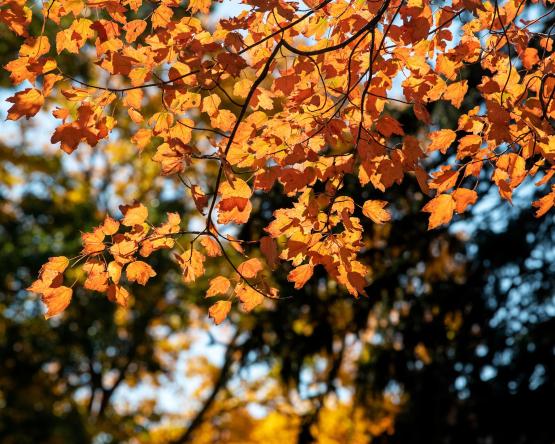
[1,5,554,444]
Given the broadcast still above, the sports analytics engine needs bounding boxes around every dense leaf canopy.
[2,0,555,322]
[1,1,555,441]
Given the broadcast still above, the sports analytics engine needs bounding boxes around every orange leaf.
[428,129,456,154]
[532,187,555,217]
[362,200,391,224]
[42,286,72,319]
[7,88,44,120]
[101,216,120,236]
[176,249,205,283]
[107,283,130,307]
[206,276,231,297]
[41,256,70,274]
[124,19,146,43]
[208,300,231,325]
[452,188,478,214]
[120,202,148,226]
[235,283,264,312]
[152,5,173,29]
[200,236,222,257]
[237,258,263,279]
[287,263,314,289]
[422,194,456,229]
[217,178,253,225]
[443,80,467,108]
[126,260,156,285]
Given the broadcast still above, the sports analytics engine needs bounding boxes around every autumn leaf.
[126,260,156,285]
[428,129,456,154]
[120,202,148,226]
[532,187,555,217]
[7,88,44,120]
[42,286,73,319]
[422,194,456,229]
[208,300,231,325]
[200,236,222,257]
[176,249,205,283]
[235,283,264,312]
[206,276,231,298]
[12,0,555,324]
[260,236,278,269]
[101,216,120,236]
[237,258,263,279]
[288,264,314,289]
[452,188,478,214]
[107,283,130,307]
[217,178,252,225]
[362,200,391,224]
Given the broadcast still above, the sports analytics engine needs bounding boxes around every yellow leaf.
[152,4,173,29]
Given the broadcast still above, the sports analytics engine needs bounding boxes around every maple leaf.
[452,188,478,214]
[200,236,222,257]
[108,261,122,284]
[217,178,253,225]
[176,249,205,283]
[260,236,279,269]
[208,300,231,325]
[362,200,391,224]
[6,88,44,120]
[124,19,146,43]
[107,284,131,307]
[428,129,456,154]
[11,0,555,326]
[237,258,263,279]
[422,194,456,229]
[532,187,555,218]
[101,216,120,236]
[206,276,231,298]
[120,202,148,226]
[152,142,191,175]
[235,283,264,312]
[42,286,73,319]
[126,260,156,285]
[288,264,314,290]
[81,228,106,255]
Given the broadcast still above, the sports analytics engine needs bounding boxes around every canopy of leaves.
[1,0,555,442]
[2,0,555,322]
